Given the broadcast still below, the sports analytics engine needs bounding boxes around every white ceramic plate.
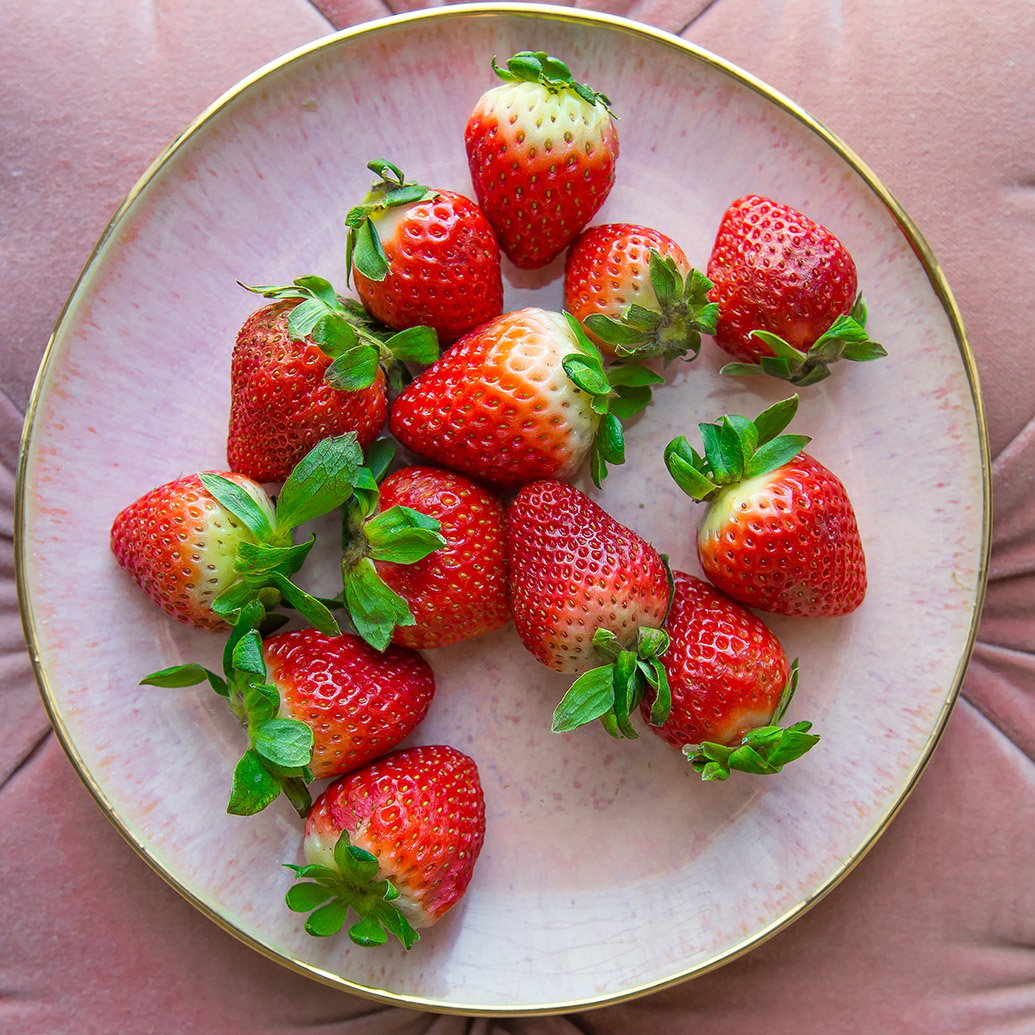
[17,3,989,1015]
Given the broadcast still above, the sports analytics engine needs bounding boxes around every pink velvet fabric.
[3,0,1033,1031]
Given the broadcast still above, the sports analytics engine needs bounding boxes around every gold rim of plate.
[14,1,992,1017]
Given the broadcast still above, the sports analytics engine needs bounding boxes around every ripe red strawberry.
[507,479,672,738]
[264,628,435,779]
[228,277,438,483]
[389,308,662,488]
[465,51,619,269]
[112,435,363,632]
[345,159,503,344]
[564,223,717,362]
[707,195,885,384]
[664,396,867,617]
[339,455,510,651]
[143,605,433,817]
[641,571,818,780]
[285,745,486,948]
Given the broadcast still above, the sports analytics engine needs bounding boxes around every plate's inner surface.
[21,9,984,1012]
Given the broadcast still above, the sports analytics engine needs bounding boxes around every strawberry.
[284,745,486,949]
[465,51,619,269]
[506,479,673,738]
[111,434,362,633]
[229,276,438,483]
[707,195,886,384]
[664,395,867,617]
[142,602,316,817]
[263,628,435,779]
[564,223,717,362]
[345,160,503,344]
[389,308,662,488]
[642,572,818,780]
[339,444,510,650]
[143,610,434,816]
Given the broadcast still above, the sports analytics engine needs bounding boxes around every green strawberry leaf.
[606,365,665,388]
[492,51,613,113]
[242,680,279,727]
[742,435,812,479]
[383,325,440,365]
[671,395,809,496]
[253,718,314,771]
[342,557,414,651]
[231,629,266,677]
[274,433,363,534]
[267,572,341,636]
[362,439,397,484]
[199,474,274,540]
[140,663,225,694]
[351,218,389,282]
[753,396,800,445]
[562,354,611,396]
[663,442,717,500]
[227,749,281,815]
[584,313,649,348]
[720,361,765,377]
[608,385,654,420]
[364,505,446,564]
[285,883,334,913]
[305,899,351,937]
[552,665,617,733]
[235,539,314,578]
[325,345,380,391]
[842,340,889,362]
[349,916,389,947]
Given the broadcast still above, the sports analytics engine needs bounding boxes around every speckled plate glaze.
[17,3,989,1016]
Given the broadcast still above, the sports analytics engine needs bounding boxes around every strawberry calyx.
[242,276,439,393]
[552,625,672,739]
[491,51,613,116]
[663,395,811,501]
[141,600,316,817]
[583,251,718,363]
[201,434,364,634]
[722,296,887,386]
[338,440,447,651]
[561,312,664,487]
[284,829,419,949]
[345,159,438,285]
[682,660,820,779]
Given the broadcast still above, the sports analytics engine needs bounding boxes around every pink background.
[2,0,1033,1031]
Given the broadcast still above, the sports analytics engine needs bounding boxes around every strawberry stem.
[560,312,663,487]
[284,830,419,949]
[345,159,438,284]
[338,446,446,651]
[664,396,811,501]
[491,51,614,115]
[721,295,886,385]
[583,251,718,363]
[551,626,671,738]
[241,277,438,391]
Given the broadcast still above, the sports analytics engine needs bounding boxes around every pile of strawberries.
[109,52,885,952]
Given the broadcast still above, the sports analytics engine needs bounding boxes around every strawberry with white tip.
[389,307,663,488]
[345,159,503,344]
[111,435,363,633]
[664,395,867,617]
[565,222,717,362]
[285,745,486,949]
[465,51,619,269]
